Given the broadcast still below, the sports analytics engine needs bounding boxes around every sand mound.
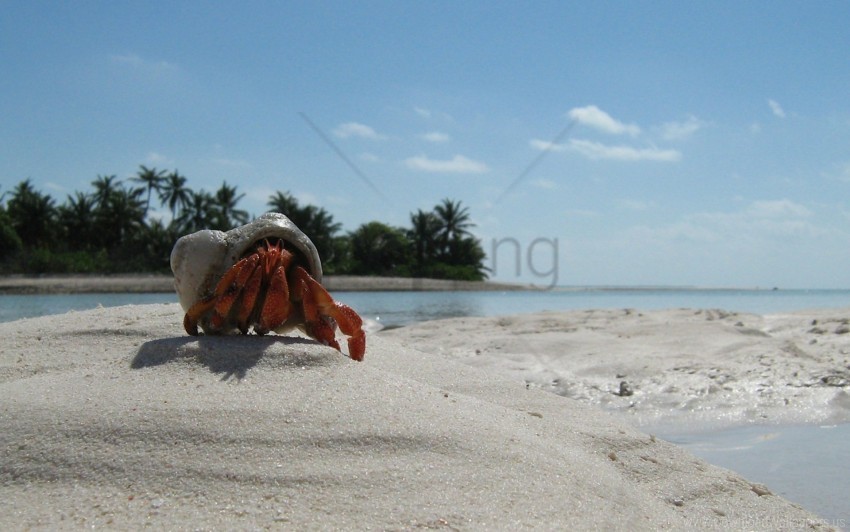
[0,304,830,529]
[385,308,850,431]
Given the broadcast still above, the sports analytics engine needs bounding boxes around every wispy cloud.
[567,105,640,136]
[44,182,69,194]
[145,152,173,165]
[420,131,451,143]
[414,106,432,119]
[531,138,680,162]
[658,115,705,141]
[211,158,252,169]
[333,122,385,140]
[528,139,568,152]
[109,53,178,76]
[405,154,489,174]
[768,99,786,118]
[531,178,557,190]
[629,198,819,245]
[617,199,653,211]
[570,139,681,162]
[746,199,811,218]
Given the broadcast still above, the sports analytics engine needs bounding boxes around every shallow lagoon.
[2,287,849,326]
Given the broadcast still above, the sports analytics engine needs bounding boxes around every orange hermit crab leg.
[293,266,366,361]
[256,262,292,335]
[235,259,264,334]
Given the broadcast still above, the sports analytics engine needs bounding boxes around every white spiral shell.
[170,212,322,317]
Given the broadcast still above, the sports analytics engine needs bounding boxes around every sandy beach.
[383,308,850,432]
[0,302,839,529]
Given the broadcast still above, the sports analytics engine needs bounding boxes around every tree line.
[0,166,488,280]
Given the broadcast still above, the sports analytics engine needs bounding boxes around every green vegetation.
[0,166,488,280]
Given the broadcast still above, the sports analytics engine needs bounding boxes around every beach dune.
[0,304,831,529]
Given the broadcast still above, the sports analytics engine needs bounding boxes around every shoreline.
[0,274,531,294]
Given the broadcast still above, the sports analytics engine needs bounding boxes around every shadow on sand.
[131,335,338,380]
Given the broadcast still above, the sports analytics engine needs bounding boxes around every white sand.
[385,308,850,432]
[0,304,835,529]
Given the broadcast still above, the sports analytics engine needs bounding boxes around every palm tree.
[267,191,302,223]
[57,191,97,250]
[130,165,167,215]
[445,236,488,279]
[6,179,56,248]
[434,198,474,256]
[348,221,412,276]
[212,181,248,230]
[139,218,177,271]
[91,174,119,210]
[0,206,22,260]
[175,190,216,234]
[95,185,146,247]
[408,209,441,275]
[159,170,191,219]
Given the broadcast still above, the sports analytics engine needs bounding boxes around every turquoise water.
[340,288,850,328]
[666,423,849,527]
[7,288,846,325]
[0,292,178,324]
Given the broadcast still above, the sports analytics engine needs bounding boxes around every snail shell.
[170,213,322,330]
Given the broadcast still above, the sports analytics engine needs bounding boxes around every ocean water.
[341,288,850,328]
[0,292,178,324]
[666,423,849,527]
[1,288,848,523]
[1,288,848,325]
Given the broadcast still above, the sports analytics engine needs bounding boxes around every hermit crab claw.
[170,212,366,361]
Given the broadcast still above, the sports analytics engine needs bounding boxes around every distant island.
[1,170,489,282]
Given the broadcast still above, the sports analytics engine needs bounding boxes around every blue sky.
[3,1,850,288]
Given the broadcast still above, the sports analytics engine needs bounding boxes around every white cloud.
[659,115,705,141]
[211,158,252,169]
[637,199,818,245]
[695,201,821,242]
[567,105,640,136]
[404,154,489,174]
[420,131,450,143]
[529,138,568,152]
[617,199,653,211]
[568,139,681,162]
[145,152,173,165]
[414,106,432,119]
[44,181,69,194]
[531,178,557,190]
[109,53,178,75]
[746,199,811,218]
[768,99,786,118]
[333,122,385,140]
[749,122,762,134]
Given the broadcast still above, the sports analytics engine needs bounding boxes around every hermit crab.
[170,213,365,361]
